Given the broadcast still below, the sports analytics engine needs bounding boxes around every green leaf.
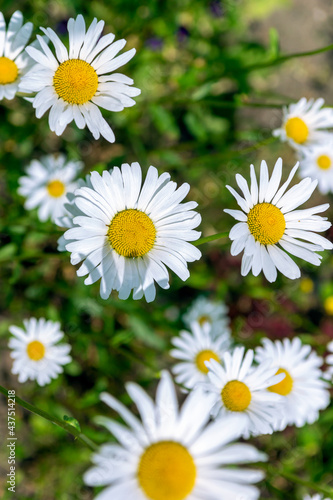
[63,415,81,433]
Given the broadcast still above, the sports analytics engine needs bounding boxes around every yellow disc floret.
[53,59,98,105]
[198,315,211,326]
[47,179,66,198]
[107,209,156,258]
[26,340,46,361]
[317,154,331,170]
[138,441,196,500]
[268,367,293,396]
[221,380,252,412]
[195,350,220,374]
[247,202,286,246]
[285,117,309,144]
[0,57,18,84]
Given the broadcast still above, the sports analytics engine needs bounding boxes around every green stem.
[194,231,229,246]
[0,384,98,452]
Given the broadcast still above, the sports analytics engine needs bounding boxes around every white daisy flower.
[19,14,140,142]
[182,296,230,338]
[18,154,83,222]
[62,162,202,303]
[298,138,333,195]
[0,11,34,100]
[304,495,329,500]
[84,371,267,500]
[255,337,330,430]
[170,321,232,390]
[273,98,333,150]
[322,340,333,381]
[204,346,285,438]
[8,317,72,386]
[224,158,333,283]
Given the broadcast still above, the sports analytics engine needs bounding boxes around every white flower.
[204,346,285,438]
[62,162,202,302]
[8,318,72,386]
[170,321,232,390]
[182,296,230,339]
[255,337,330,430]
[225,158,333,282]
[304,495,329,500]
[84,371,266,500]
[322,340,333,381]
[273,98,333,150]
[298,138,333,194]
[18,154,83,222]
[19,14,140,142]
[0,11,34,100]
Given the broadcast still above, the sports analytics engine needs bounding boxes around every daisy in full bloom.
[298,138,333,194]
[18,154,83,222]
[224,158,333,282]
[62,162,202,302]
[182,296,230,338]
[255,337,330,430]
[170,321,232,390]
[19,14,140,142]
[84,371,267,500]
[273,98,333,150]
[203,346,285,438]
[0,11,34,100]
[8,318,72,386]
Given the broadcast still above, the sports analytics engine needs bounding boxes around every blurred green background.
[1,0,333,498]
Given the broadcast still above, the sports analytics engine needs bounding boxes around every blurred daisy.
[18,154,83,222]
[304,495,329,500]
[255,337,330,430]
[19,14,140,142]
[182,296,230,338]
[273,98,333,150]
[170,321,232,389]
[0,11,34,100]
[204,346,284,438]
[299,138,333,194]
[324,340,333,381]
[84,371,266,500]
[224,158,333,282]
[8,318,72,386]
[63,162,202,302]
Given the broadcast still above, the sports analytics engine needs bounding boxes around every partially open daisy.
[8,318,72,386]
[170,321,232,389]
[255,337,330,430]
[63,162,202,302]
[204,346,285,438]
[84,371,266,500]
[182,296,230,338]
[0,11,34,100]
[224,158,333,282]
[18,154,83,222]
[298,138,333,194]
[19,14,140,142]
[273,98,333,150]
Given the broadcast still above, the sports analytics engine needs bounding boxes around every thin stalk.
[194,231,229,246]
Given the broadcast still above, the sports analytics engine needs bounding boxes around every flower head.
[273,98,333,150]
[62,162,201,302]
[8,318,72,386]
[255,337,330,429]
[182,296,230,338]
[18,154,83,222]
[225,158,333,282]
[19,14,140,142]
[84,371,266,500]
[298,138,333,194]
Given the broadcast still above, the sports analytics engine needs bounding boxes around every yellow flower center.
[138,441,196,500]
[317,154,331,170]
[198,315,211,326]
[195,349,220,374]
[26,340,45,361]
[0,57,18,84]
[107,209,156,258]
[53,59,98,105]
[247,202,286,246]
[285,117,309,144]
[47,179,66,198]
[221,380,252,412]
[268,367,293,396]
